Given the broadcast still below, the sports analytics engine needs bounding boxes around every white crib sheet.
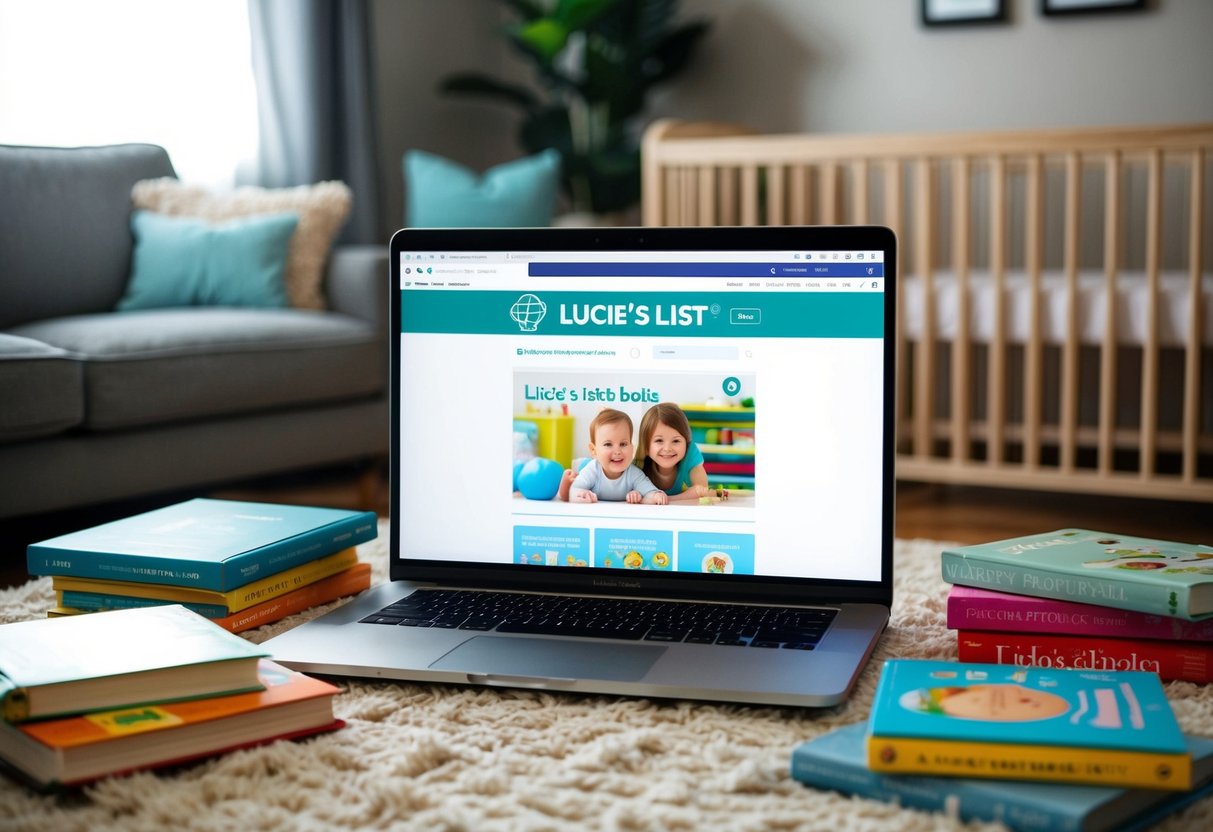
[900,270,1213,348]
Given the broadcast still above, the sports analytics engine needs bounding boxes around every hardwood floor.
[2,466,1210,590]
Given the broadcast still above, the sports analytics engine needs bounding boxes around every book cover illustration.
[946,585,1213,641]
[867,660,1191,789]
[26,498,378,591]
[940,529,1213,620]
[793,722,1213,832]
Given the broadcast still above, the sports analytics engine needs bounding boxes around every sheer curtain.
[0,0,258,188]
[245,0,381,244]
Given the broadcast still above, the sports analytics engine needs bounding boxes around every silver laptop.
[265,225,895,707]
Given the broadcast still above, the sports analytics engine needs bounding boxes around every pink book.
[946,584,1213,641]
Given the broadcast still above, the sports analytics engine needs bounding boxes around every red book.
[703,461,756,475]
[956,629,1213,683]
[947,584,1213,641]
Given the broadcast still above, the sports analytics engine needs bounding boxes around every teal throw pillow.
[404,149,561,228]
[118,210,299,311]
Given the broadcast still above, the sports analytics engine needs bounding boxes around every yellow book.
[866,735,1191,791]
[51,547,358,615]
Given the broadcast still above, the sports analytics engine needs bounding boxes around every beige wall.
[373,0,1213,237]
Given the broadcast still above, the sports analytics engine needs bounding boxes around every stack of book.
[940,529,1213,683]
[792,659,1213,831]
[26,498,378,633]
[0,604,343,789]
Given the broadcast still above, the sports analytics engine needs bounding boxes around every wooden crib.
[642,120,1213,502]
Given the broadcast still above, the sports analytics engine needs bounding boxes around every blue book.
[867,659,1190,789]
[27,498,377,592]
[792,722,1213,832]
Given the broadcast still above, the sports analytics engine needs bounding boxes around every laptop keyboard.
[359,589,836,649]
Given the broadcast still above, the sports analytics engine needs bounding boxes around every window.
[0,0,258,187]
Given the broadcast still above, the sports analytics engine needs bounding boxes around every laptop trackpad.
[430,636,666,683]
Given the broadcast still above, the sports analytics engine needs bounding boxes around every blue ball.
[516,457,564,500]
[512,459,526,492]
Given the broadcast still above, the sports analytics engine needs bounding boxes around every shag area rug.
[2,524,1211,832]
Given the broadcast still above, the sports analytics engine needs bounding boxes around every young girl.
[636,402,712,503]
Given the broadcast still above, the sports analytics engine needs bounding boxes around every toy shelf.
[681,405,755,489]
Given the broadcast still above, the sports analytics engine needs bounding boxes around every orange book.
[0,660,343,790]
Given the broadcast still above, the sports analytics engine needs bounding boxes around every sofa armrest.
[325,245,390,332]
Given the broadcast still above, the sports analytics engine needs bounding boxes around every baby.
[567,409,667,504]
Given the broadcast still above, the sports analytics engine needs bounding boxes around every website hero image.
[513,369,756,575]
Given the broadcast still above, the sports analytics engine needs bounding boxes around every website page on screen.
[396,249,886,583]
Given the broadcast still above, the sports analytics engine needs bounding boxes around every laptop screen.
[390,227,894,603]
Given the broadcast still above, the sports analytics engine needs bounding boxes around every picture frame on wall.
[1041,0,1146,15]
[921,0,1007,27]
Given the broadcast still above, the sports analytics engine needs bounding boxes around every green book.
[0,605,268,722]
[941,529,1213,621]
[26,498,378,591]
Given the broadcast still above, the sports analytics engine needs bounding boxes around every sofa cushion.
[8,309,384,431]
[0,334,84,442]
[0,144,177,329]
[118,211,299,311]
[131,179,352,311]
[404,149,561,228]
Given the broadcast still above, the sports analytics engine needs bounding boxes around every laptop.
[265,224,895,707]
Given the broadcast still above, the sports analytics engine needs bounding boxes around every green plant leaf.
[554,0,620,30]
[515,18,570,62]
[647,20,710,83]
[438,74,540,112]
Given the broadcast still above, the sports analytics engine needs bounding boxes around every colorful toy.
[515,456,564,500]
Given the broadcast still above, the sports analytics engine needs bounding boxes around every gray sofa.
[0,144,389,519]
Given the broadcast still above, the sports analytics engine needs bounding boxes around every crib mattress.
[900,270,1213,348]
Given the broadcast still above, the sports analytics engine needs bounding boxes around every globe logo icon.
[510,294,547,331]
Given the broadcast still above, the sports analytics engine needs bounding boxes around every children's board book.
[0,660,343,791]
[794,722,1213,832]
[0,605,267,722]
[940,529,1213,621]
[26,498,378,591]
[946,585,1213,641]
[867,659,1191,790]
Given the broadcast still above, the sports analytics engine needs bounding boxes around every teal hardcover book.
[940,529,1213,620]
[26,498,377,591]
[792,722,1213,832]
[867,659,1190,789]
[0,605,267,722]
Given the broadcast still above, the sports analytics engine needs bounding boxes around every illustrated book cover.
[0,660,342,790]
[867,659,1191,789]
[956,630,1213,684]
[940,529,1213,621]
[0,605,267,722]
[946,584,1213,641]
[794,722,1213,832]
[26,498,378,591]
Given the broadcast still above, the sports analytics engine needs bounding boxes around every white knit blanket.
[2,526,1210,831]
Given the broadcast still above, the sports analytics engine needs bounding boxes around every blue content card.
[594,529,674,571]
[676,532,755,575]
[513,526,591,567]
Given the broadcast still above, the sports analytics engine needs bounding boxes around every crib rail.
[642,120,1213,501]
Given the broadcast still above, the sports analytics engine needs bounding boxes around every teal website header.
[400,290,883,338]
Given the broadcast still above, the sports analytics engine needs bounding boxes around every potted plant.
[440,0,710,220]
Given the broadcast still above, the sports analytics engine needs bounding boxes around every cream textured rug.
[2,524,1211,832]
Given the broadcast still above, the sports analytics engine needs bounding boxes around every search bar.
[652,346,739,361]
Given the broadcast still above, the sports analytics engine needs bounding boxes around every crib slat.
[767,164,785,226]
[1024,154,1045,470]
[662,168,679,226]
[679,167,696,227]
[988,156,1008,466]
[820,163,840,224]
[1060,152,1082,474]
[951,157,972,464]
[698,167,716,226]
[719,167,738,226]
[852,160,869,223]
[1183,148,1205,482]
[1098,152,1121,477]
[885,159,906,452]
[741,164,759,226]
[913,157,936,458]
[1141,148,1163,478]
[789,165,808,224]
